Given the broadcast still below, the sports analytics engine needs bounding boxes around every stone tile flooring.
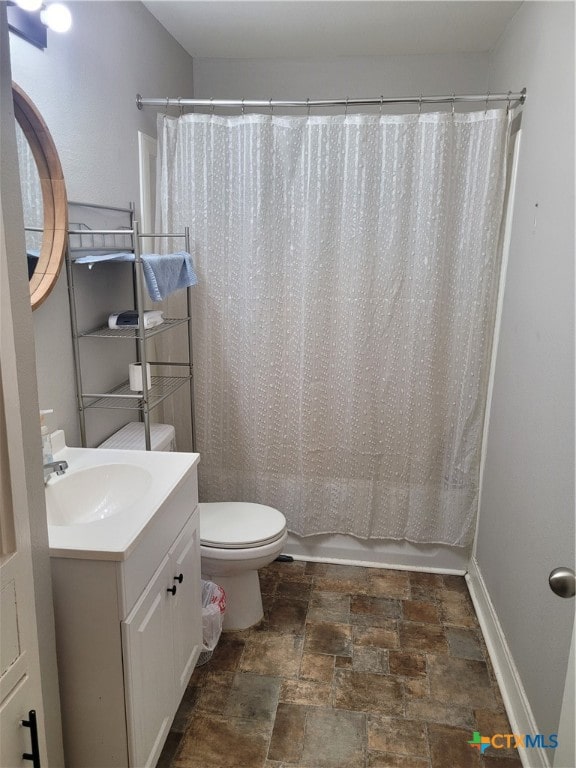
[157,561,523,768]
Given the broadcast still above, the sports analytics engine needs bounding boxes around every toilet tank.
[98,422,176,452]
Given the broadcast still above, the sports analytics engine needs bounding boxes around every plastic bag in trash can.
[201,580,226,651]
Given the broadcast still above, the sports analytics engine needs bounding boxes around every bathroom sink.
[46,464,153,526]
[44,430,200,560]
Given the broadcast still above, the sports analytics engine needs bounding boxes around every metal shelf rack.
[81,375,191,411]
[65,202,195,450]
[79,317,190,340]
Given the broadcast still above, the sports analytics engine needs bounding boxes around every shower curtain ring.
[306,98,310,117]
[178,97,183,117]
[379,95,384,115]
[164,96,169,116]
[345,97,349,116]
[451,93,456,116]
[269,98,273,115]
[210,98,215,115]
[241,98,245,116]
[418,94,423,115]
[485,91,490,114]
[506,90,512,115]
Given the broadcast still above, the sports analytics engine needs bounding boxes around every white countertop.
[47,432,200,560]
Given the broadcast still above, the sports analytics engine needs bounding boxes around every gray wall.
[477,1,575,738]
[9,1,195,447]
[193,52,489,113]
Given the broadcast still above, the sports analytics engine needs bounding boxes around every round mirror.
[12,83,67,310]
[15,119,44,279]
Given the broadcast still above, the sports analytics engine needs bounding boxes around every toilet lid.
[199,502,287,549]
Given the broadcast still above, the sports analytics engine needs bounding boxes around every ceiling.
[143,1,523,59]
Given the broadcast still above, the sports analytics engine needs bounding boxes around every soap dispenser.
[40,409,54,465]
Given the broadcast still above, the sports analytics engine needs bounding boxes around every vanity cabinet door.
[122,554,174,768]
[169,511,202,700]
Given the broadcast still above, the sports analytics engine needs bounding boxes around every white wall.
[477,1,575,739]
[9,1,195,447]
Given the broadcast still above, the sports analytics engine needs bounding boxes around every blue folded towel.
[141,251,198,301]
[73,250,198,301]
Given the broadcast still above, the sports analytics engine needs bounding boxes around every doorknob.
[549,567,576,598]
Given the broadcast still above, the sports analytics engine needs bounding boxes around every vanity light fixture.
[40,2,72,33]
[8,0,72,49]
[14,0,42,11]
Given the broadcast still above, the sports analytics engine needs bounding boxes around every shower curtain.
[157,109,509,547]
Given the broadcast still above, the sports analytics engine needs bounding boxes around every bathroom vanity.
[46,436,202,767]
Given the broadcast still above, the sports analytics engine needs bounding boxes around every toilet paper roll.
[129,363,152,392]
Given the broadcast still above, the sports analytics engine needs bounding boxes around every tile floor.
[157,560,523,768]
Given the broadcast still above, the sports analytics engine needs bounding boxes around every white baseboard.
[466,557,551,768]
[284,532,469,573]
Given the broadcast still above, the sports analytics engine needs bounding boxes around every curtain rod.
[136,89,526,111]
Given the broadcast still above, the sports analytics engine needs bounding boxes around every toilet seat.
[199,502,287,549]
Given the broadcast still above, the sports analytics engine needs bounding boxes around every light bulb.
[41,3,72,33]
[15,0,43,10]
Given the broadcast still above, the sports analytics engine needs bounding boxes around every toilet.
[200,501,287,629]
[98,423,288,630]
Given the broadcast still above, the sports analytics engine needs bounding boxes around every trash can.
[197,580,226,666]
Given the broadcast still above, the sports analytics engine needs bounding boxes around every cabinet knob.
[167,585,177,595]
[174,573,184,583]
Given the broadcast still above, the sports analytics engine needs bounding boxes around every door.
[169,512,202,700]
[553,598,575,768]
[122,554,174,768]
[0,551,46,768]
[0,217,48,766]
[550,568,576,768]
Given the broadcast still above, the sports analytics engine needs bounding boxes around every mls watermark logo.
[468,731,559,754]
[468,732,491,754]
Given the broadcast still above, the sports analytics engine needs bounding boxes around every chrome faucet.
[43,459,68,483]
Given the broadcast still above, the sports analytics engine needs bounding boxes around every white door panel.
[170,514,202,698]
[122,555,174,768]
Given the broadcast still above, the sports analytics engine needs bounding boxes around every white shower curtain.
[157,110,509,546]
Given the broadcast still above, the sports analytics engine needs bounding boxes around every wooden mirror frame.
[12,83,67,310]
